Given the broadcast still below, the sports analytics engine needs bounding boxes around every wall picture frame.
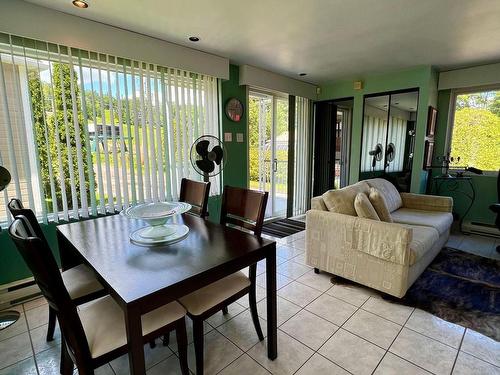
[423,140,434,169]
[426,106,438,137]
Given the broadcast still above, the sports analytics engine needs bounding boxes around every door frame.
[312,96,354,194]
[248,88,289,219]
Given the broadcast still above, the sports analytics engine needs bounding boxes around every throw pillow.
[368,187,393,222]
[321,181,370,216]
[354,193,380,220]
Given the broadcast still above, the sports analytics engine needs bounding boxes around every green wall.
[0,64,248,286]
[431,89,497,225]
[319,66,438,193]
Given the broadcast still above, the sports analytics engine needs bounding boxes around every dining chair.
[7,198,106,342]
[179,178,211,219]
[9,216,190,375]
[177,185,268,375]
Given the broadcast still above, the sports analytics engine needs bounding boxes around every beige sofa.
[306,178,453,298]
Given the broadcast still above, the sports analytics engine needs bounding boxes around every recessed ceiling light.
[72,0,88,8]
[189,36,200,42]
[299,73,307,76]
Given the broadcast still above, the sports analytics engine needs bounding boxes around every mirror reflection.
[360,90,418,192]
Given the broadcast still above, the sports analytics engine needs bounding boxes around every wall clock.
[225,98,244,122]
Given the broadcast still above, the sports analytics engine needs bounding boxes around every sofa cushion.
[369,187,393,222]
[407,225,440,265]
[354,193,380,220]
[365,178,403,213]
[322,181,370,216]
[391,208,453,236]
[311,196,328,211]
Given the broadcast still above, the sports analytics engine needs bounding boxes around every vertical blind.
[361,114,387,172]
[0,33,220,226]
[293,96,312,216]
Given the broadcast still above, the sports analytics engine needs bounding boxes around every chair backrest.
[220,185,268,236]
[7,199,46,244]
[179,178,211,218]
[8,217,92,363]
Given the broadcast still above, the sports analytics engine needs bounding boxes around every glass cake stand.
[122,201,191,246]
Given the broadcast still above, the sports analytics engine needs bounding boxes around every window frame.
[446,84,500,176]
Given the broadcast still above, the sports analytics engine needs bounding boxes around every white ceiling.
[25,0,500,84]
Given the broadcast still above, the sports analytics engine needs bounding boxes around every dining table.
[56,213,277,375]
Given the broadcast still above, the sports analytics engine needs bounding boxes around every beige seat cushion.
[391,208,453,236]
[354,193,380,220]
[79,296,185,359]
[179,271,250,316]
[407,225,440,265]
[368,187,393,223]
[62,264,103,300]
[366,178,402,213]
[322,181,370,216]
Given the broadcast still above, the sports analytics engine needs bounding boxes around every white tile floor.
[1,229,499,375]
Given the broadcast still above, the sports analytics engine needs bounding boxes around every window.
[449,88,500,172]
[0,33,220,226]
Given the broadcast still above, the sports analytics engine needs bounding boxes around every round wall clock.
[225,98,244,122]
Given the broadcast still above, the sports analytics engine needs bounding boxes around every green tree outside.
[28,63,93,211]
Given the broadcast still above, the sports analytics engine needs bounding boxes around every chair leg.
[60,339,74,375]
[249,264,264,341]
[47,305,57,342]
[149,339,156,348]
[162,333,170,346]
[222,306,228,315]
[192,318,204,375]
[176,318,189,375]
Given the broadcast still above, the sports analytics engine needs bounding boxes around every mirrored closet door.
[360,89,418,192]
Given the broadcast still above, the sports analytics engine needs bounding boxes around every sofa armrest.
[400,193,453,213]
[306,210,412,265]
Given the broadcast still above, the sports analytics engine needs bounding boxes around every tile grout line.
[370,304,416,375]
[449,328,467,375]
[23,303,41,375]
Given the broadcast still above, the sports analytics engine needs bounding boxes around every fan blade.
[211,145,224,165]
[196,140,210,158]
[196,159,215,173]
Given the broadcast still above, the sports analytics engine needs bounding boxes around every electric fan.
[385,143,396,165]
[190,135,226,182]
[368,143,383,169]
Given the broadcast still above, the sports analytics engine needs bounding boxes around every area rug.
[331,247,500,341]
[399,247,500,341]
[261,218,305,238]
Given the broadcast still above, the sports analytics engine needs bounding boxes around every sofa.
[306,178,453,298]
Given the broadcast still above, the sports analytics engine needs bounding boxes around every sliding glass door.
[248,90,289,218]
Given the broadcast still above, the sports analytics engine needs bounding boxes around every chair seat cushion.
[408,225,440,265]
[178,271,250,316]
[62,264,103,300]
[78,296,185,359]
[391,208,453,236]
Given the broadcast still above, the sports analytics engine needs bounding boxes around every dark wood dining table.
[56,213,277,375]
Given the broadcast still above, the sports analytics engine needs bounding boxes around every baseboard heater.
[461,220,500,238]
[0,277,41,311]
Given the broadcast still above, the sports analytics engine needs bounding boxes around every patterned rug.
[262,218,305,238]
[400,247,500,341]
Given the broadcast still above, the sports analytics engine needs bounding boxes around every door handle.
[273,159,278,172]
